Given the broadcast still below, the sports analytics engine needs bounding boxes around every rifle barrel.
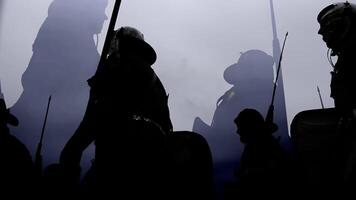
[270,32,288,106]
[39,95,52,145]
[36,95,52,157]
[96,0,122,73]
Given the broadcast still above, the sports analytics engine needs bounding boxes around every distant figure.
[10,0,108,167]
[193,50,278,195]
[291,2,356,195]
[225,109,292,199]
[0,89,33,196]
[59,26,173,198]
[193,4,290,198]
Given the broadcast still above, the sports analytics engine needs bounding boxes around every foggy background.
[0,0,339,130]
[0,0,344,184]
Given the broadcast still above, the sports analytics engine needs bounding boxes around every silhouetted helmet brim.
[224,50,274,85]
[121,37,157,65]
[224,63,239,85]
[111,26,157,65]
[235,108,278,135]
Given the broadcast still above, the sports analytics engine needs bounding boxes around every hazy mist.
[0,0,348,194]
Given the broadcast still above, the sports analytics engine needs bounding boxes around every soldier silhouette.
[0,82,33,197]
[291,1,356,196]
[58,26,173,198]
[193,1,290,197]
[225,108,292,199]
[193,50,277,197]
[10,0,108,168]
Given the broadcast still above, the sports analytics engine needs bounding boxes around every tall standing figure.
[59,26,173,198]
[10,0,108,166]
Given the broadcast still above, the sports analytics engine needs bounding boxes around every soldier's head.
[318,2,356,54]
[234,109,277,144]
[109,26,157,65]
[223,50,274,86]
[48,0,108,34]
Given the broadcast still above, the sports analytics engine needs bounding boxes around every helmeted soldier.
[58,26,172,197]
[318,1,356,120]
[318,1,356,185]
[291,2,356,195]
[229,108,292,198]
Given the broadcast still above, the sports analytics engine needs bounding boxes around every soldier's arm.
[60,93,97,167]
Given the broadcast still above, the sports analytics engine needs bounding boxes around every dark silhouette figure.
[225,109,292,199]
[10,0,108,167]
[58,26,173,198]
[193,49,280,196]
[194,49,275,160]
[291,2,356,196]
[0,83,33,197]
[55,26,214,199]
[193,1,290,197]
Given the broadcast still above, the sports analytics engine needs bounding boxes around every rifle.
[265,32,288,123]
[34,95,52,174]
[85,0,122,111]
[95,0,122,74]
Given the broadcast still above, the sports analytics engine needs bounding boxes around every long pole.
[34,95,52,173]
[271,32,288,106]
[266,32,288,122]
[95,0,122,73]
